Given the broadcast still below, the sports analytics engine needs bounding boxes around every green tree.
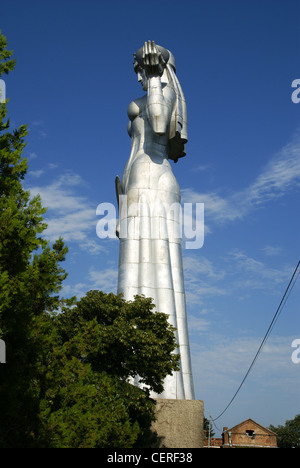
[56,291,180,395]
[35,316,140,448]
[269,414,300,448]
[0,31,180,448]
[37,291,180,447]
[0,30,68,448]
[203,417,215,442]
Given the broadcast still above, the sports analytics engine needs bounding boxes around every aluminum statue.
[116,41,194,400]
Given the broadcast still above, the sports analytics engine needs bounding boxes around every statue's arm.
[142,41,173,135]
[146,76,171,134]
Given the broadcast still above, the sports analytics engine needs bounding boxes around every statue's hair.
[133,44,176,72]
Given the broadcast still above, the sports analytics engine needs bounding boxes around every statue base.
[151,399,204,448]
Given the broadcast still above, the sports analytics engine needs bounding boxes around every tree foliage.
[203,417,215,441]
[36,291,179,447]
[0,31,180,448]
[0,32,16,76]
[269,414,300,448]
[0,30,68,447]
[56,291,180,395]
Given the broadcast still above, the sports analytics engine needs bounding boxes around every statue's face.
[137,67,147,91]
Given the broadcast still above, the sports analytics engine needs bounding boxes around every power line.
[212,259,300,422]
[269,267,300,335]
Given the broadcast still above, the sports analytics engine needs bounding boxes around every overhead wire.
[269,266,300,335]
[211,260,300,422]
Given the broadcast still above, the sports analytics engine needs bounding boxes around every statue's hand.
[142,40,166,77]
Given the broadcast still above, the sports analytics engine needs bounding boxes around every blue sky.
[2,0,299,436]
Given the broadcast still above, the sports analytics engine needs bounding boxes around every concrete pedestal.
[152,399,204,448]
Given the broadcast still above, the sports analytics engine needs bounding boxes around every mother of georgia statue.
[116,41,194,400]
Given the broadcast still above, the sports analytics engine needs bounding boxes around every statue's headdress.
[133,44,187,162]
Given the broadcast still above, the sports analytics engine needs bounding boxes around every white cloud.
[48,163,58,170]
[188,315,211,333]
[182,250,293,315]
[191,333,300,434]
[28,169,45,178]
[28,152,38,160]
[225,250,292,291]
[62,282,89,300]
[27,171,106,255]
[192,334,298,395]
[191,164,213,173]
[88,267,118,293]
[183,255,228,305]
[184,256,225,282]
[182,189,241,223]
[62,266,118,300]
[246,133,300,206]
[30,120,48,139]
[261,245,282,257]
[182,129,300,226]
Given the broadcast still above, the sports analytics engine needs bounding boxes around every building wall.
[223,420,277,448]
[204,437,223,447]
[152,399,204,448]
